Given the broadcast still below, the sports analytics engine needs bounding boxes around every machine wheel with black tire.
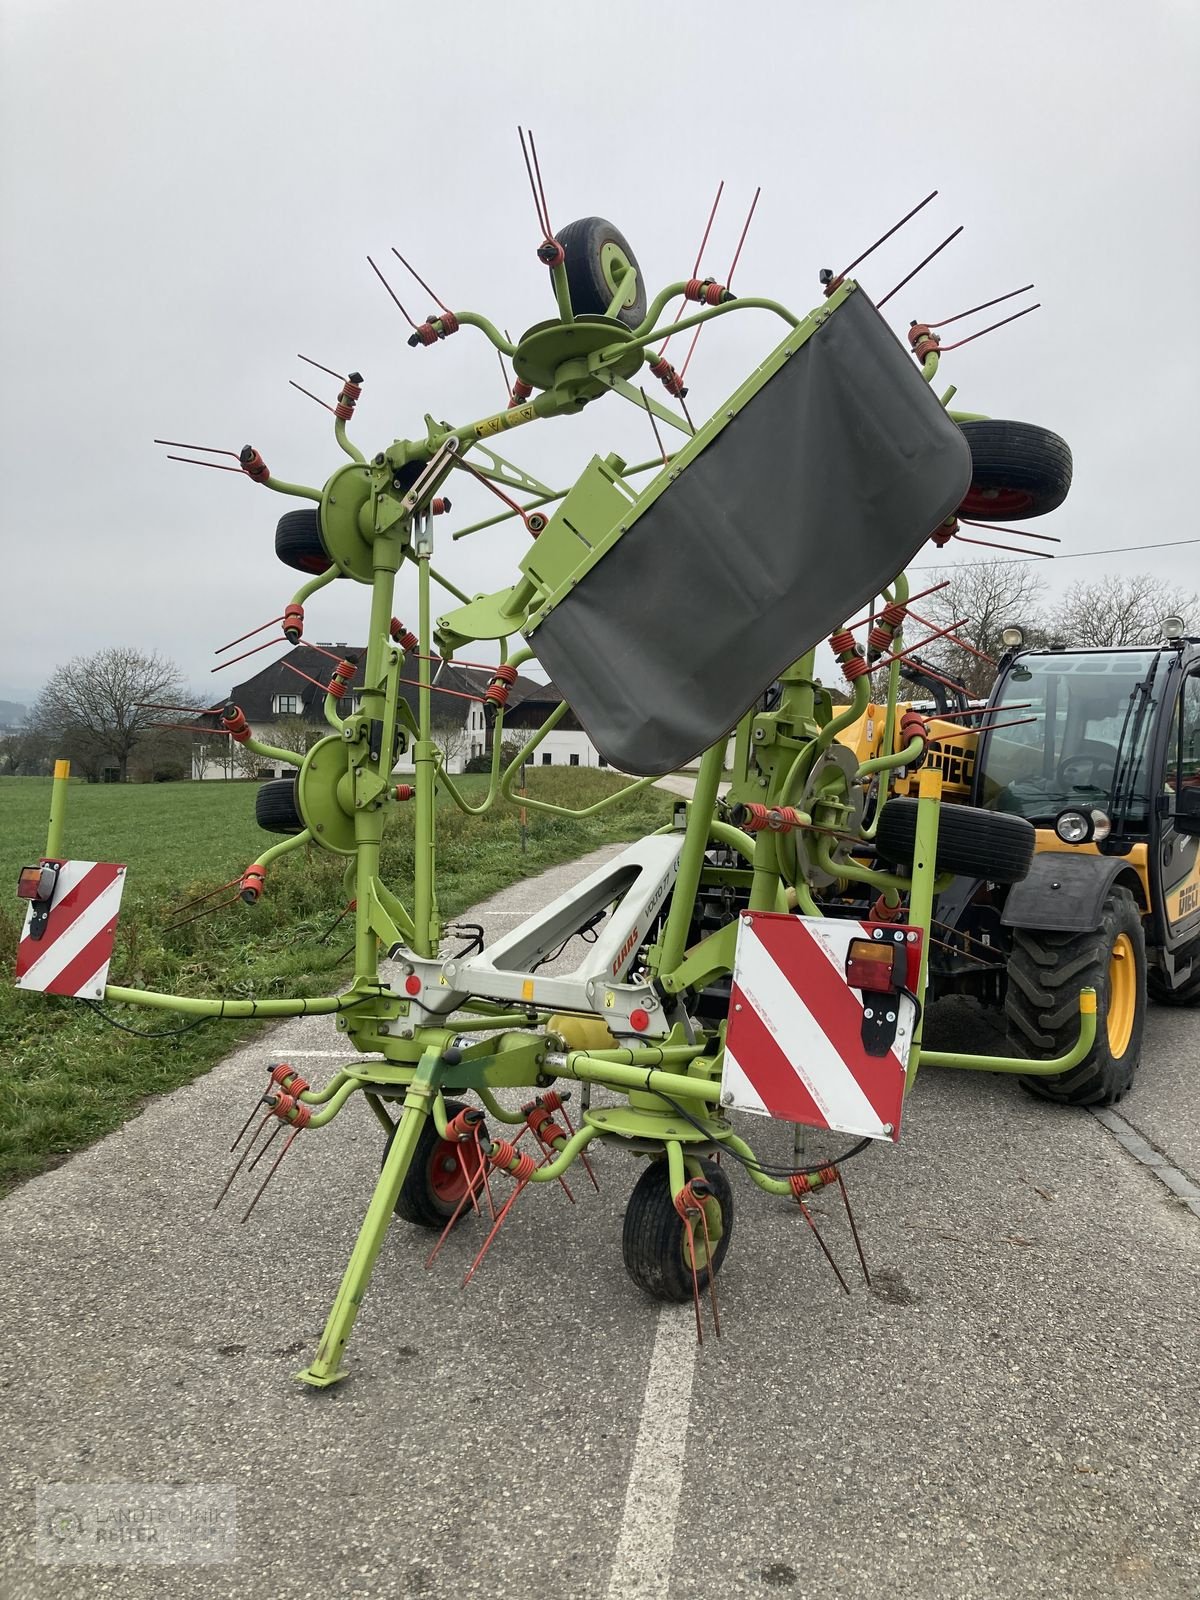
[255,777,304,835]
[874,798,1035,884]
[275,508,332,575]
[622,1157,733,1302]
[956,420,1073,521]
[1006,885,1146,1105]
[384,1099,488,1230]
[556,217,648,329]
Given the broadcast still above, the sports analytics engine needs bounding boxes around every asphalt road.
[2,845,1198,1600]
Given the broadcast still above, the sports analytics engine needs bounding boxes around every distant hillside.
[0,700,28,727]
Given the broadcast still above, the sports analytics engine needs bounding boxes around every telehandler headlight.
[1162,615,1184,641]
[1000,625,1025,649]
[1089,809,1112,842]
[1054,809,1093,844]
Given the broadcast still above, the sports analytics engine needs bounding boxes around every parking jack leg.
[296,1057,437,1389]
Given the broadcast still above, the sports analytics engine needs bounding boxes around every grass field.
[0,771,671,1192]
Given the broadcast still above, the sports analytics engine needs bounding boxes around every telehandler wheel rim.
[1107,932,1136,1056]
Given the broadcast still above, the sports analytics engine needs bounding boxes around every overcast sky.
[1,0,1197,711]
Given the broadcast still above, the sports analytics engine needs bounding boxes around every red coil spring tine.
[297,353,346,382]
[928,283,1034,329]
[936,302,1040,352]
[229,1086,272,1152]
[214,1111,276,1208]
[695,1200,721,1338]
[660,179,724,358]
[366,254,417,328]
[525,1106,575,1204]
[390,247,452,315]
[214,616,287,655]
[425,1157,489,1270]
[835,1170,871,1287]
[240,1124,305,1224]
[289,379,337,415]
[247,1119,286,1173]
[461,1172,532,1288]
[876,225,965,311]
[165,454,244,474]
[952,530,1054,559]
[960,518,1060,545]
[210,635,286,673]
[475,1125,497,1222]
[682,1212,704,1344]
[797,1200,850,1294]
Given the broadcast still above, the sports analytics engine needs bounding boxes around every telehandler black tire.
[1006,885,1145,1106]
[556,216,648,329]
[1147,953,1200,1006]
[874,799,1035,884]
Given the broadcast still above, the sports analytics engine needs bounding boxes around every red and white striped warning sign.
[14,861,126,1000]
[721,913,922,1143]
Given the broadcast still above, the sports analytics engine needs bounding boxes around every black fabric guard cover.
[528,289,974,775]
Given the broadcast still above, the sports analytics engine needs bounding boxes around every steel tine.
[240,1128,302,1224]
[799,1200,850,1294]
[698,1206,721,1339]
[836,1171,871,1287]
[425,1173,483,1269]
[682,1215,704,1345]
[462,1176,530,1288]
[229,1092,270,1152]
[214,1111,274,1208]
[247,1121,286,1172]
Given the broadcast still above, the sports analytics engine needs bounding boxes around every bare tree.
[905,562,1047,697]
[30,648,190,781]
[1047,575,1196,648]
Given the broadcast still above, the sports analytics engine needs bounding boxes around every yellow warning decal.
[476,403,536,438]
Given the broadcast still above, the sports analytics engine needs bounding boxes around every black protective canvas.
[529,288,973,776]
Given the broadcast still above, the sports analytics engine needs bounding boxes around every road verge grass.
[0,772,670,1191]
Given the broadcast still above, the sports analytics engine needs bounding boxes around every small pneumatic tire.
[622,1157,733,1302]
[556,216,648,329]
[274,508,332,575]
[956,420,1073,521]
[874,798,1035,885]
[384,1099,488,1229]
[254,777,304,835]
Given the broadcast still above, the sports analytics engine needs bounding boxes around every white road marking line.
[270,1051,376,1059]
[1090,1107,1200,1220]
[605,1309,698,1600]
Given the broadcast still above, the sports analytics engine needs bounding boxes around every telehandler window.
[979,651,1161,827]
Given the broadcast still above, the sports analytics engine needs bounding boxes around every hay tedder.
[14,145,1098,1385]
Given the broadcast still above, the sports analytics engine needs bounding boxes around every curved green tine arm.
[324,692,345,733]
[629,296,800,355]
[857,736,924,778]
[291,566,340,608]
[263,476,323,502]
[436,718,505,816]
[334,418,365,465]
[450,312,517,355]
[252,829,312,872]
[243,735,304,768]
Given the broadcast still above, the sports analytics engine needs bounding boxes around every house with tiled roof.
[189,645,608,779]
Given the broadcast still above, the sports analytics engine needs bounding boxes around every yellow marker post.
[45,759,70,860]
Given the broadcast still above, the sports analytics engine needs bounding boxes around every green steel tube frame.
[30,264,1091,1387]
